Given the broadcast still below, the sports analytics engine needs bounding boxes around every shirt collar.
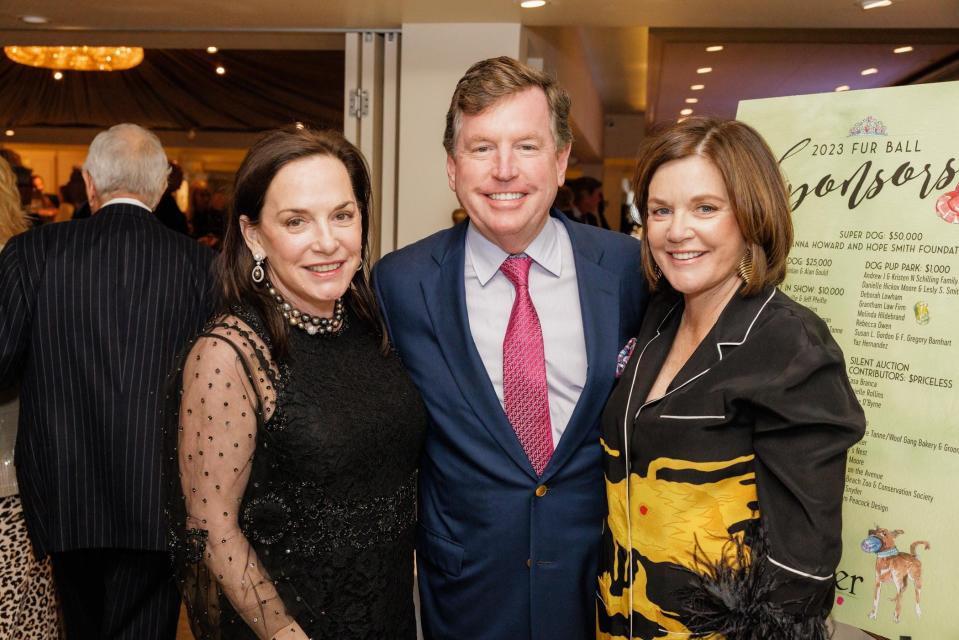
[465,216,563,286]
[101,197,152,212]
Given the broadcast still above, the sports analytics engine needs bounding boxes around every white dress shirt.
[465,217,587,447]
[101,197,152,211]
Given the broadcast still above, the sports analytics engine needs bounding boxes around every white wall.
[395,23,522,250]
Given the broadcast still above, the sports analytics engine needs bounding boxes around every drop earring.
[737,249,754,285]
[251,253,266,284]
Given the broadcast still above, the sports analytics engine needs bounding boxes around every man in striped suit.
[0,124,214,639]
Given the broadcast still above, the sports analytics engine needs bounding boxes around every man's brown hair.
[443,56,573,155]
[632,116,794,296]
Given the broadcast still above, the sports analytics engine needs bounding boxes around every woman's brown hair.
[633,116,794,296]
[217,127,386,357]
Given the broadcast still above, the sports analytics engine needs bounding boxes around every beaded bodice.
[168,303,427,639]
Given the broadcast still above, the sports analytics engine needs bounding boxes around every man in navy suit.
[374,57,647,640]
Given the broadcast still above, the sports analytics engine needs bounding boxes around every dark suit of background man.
[0,123,214,639]
[374,57,647,640]
[153,161,189,235]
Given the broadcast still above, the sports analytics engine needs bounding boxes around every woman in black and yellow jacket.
[597,117,866,640]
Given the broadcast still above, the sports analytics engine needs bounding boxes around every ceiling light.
[860,0,892,9]
[4,46,143,71]
[835,85,850,92]
[4,130,14,137]
[696,67,712,74]
[685,98,699,104]
[19,15,49,24]
[705,45,724,52]
[861,67,878,76]
[215,65,226,75]
[53,70,63,80]
[690,84,705,91]
[206,46,218,54]
[680,108,694,116]
[893,46,913,54]
[520,0,547,7]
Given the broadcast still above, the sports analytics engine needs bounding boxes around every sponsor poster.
[737,82,959,639]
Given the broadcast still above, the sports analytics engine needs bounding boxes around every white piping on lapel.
[715,288,777,358]
[632,363,706,420]
[633,288,777,420]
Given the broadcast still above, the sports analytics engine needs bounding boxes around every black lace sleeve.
[165,317,308,640]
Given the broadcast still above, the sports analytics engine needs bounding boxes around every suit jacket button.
[535,485,548,497]
[526,559,532,568]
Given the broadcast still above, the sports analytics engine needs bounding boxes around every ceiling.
[0,49,343,131]
[2,0,958,156]
[4,0,959,31]
[643,28,959,127]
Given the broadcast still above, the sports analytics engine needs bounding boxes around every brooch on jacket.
[616,338,637,378]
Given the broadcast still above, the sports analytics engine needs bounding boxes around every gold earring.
[737,249,754,285]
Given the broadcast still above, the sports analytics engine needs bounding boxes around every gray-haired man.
[0,124,214,638]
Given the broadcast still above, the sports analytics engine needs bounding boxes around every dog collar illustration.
[861,526,931,623]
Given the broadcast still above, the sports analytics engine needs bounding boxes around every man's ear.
[239,215,262,256]
[555,143,572,186]
[446,154,457,193]
[82,170,99,211]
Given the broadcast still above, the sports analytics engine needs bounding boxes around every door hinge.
[348,88,369,119]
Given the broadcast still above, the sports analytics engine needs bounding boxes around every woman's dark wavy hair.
[216,127,387,358]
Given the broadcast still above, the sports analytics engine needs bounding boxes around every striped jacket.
[0,203,214,555]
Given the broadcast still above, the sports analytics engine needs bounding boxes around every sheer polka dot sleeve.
[177,325,307,640]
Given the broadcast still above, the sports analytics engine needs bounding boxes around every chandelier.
[4,46,144,71]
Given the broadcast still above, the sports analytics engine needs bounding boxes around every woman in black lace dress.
[166,128,427,639]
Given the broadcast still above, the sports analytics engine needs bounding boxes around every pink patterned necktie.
[500,256,554,476]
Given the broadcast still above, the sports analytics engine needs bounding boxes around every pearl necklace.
[266,282,344,336]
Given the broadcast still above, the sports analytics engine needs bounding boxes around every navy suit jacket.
[373,212,647,640]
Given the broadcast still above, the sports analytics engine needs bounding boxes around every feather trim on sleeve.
[676,526,831,640]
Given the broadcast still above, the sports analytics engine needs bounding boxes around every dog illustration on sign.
[861,525,930,622]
